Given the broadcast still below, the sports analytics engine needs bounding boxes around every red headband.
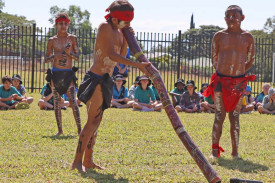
[55,18,70,24]
[105,9,134,21]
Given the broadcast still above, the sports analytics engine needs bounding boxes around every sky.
[2,0,275,33]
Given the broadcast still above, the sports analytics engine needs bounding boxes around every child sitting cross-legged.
[133,75,162,112]
[111,74,134,108]
[175,80,204,113]
[12,74,33,104]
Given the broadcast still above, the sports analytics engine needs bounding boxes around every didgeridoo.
[122,27,221,183]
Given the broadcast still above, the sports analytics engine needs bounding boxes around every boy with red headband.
[72,0,150,172]
[45,12,81,136]
[203,5,256,158]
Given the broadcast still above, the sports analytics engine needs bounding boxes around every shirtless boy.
[45,12,81,135]
[203,5,256,158]
[71,0,150,171]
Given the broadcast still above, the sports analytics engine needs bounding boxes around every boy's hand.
[12,94,18,99]
[137,62,151,77]
[129,27,135,35]
[7,96,14,101]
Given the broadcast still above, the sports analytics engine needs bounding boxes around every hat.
[174,79,185,87]
[246,85,252,92]
[138,75,152,86]
[184,80,197,90]
[12,74,22,84]
[201,83,209,88]
[134,76,140,84]
[114,74,126,85]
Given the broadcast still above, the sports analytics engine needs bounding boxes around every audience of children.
[0,75,25,110]
[1,72,273,116]
[111,74,133,108]
[175,80,204,113]
[258,87,275,114]
[12,74,34,104]
[133,75,163,112]
[169,79,185,107]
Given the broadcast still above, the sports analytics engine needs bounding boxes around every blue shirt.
[0,85,22,105]
[113,85,128,99]
[134,86,156,104]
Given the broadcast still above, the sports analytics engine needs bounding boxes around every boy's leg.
[228,96,243,157]
[66,83,81,135]
[72,84,104,171]
[212,92,226,157]
[53,86,63,135]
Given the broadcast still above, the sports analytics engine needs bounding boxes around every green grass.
[0,93,274,182]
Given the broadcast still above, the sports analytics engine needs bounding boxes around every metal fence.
[0,24,274,95]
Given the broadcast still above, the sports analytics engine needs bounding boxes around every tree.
[190,14,195,29]
[49,5,92,30]
[263,15,275,34]
[0,0,4,12]
[168,25,223,59]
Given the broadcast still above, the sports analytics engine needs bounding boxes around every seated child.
[254,83,271,109]
[258,87,275,114]
[199,83,209,101]
[38,82,69,110]
[0,75,24,110]
[169,79,185,107]
[175,80,204,113]
[201,94,215,113]
[12,74,33,104]
[128,76,140,100]
[133,75,163,112]
[111,74,133,108]
[241,85,255,114]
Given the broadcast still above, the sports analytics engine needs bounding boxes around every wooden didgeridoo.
[122,27,221,183]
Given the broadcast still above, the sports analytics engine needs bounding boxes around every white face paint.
[117,21,126,29]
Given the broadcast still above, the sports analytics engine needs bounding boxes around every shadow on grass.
[217,157,269,173]
[42,135,76,140]
[81,169,128,182]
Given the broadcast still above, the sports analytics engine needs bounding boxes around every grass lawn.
[0,93,274,182]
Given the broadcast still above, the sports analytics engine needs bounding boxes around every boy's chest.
[219,35,249,50]
[53,37,72,51]
[112,31,123,54]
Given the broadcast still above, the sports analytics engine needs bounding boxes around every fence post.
[31,23,36,92]
[273,53,275,84]
[177,30,182,79]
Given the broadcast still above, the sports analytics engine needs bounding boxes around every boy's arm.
[45,39,55,63]
[211,33,219,70]
[65,36,80,61]
[43,93,53,102]
[99,24,150,76]
[245,34,255,72]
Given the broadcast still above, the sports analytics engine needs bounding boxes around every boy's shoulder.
[49,35,58,41]
[67,33,77,39]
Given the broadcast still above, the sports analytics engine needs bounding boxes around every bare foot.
[211,149,219,158]
[83,161,105,170]
[71,162,84,173]
[55,131,63,136]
